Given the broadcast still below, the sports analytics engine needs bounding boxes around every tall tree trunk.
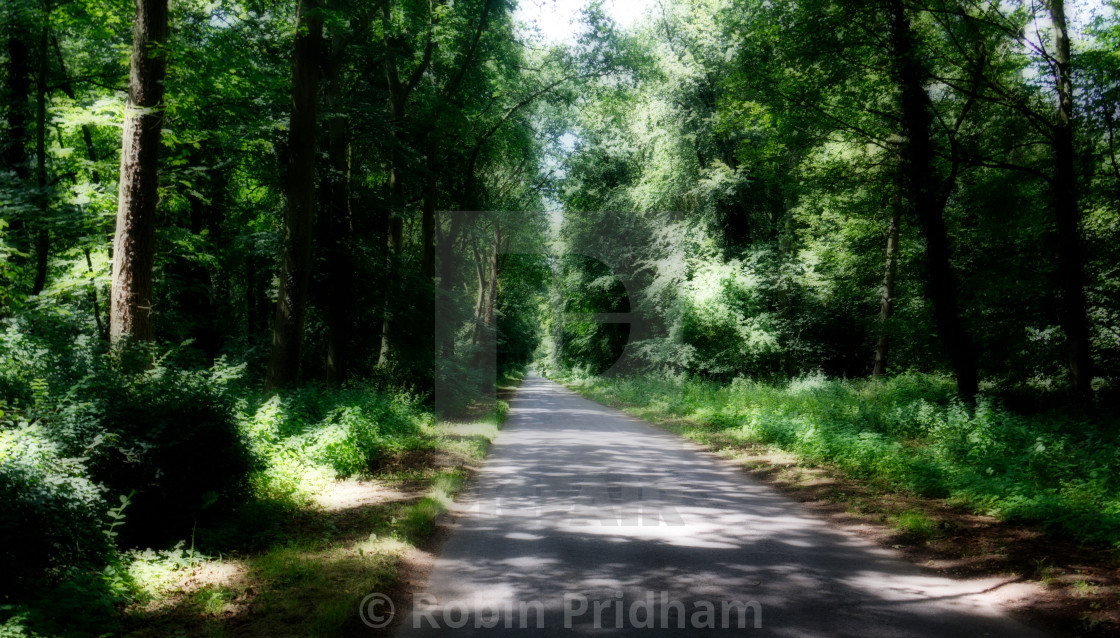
[417,135,438,380]
[873,199,902,377]
[2,33,30,177]
[482,223,500,331]
[1048,0,1093,405]
[436,210,469,357]
[470,223,501,387]
[325,29,353,386]
[470,238,487,345]
[265,0,322,389]
[422,135,437,282]
[890,0,978,400]
[181,173,220,359]
[376,6,434,368]
[377,133,403,368]
[109,0,168,343]
[377,101,406,368]
[31,21,48,295]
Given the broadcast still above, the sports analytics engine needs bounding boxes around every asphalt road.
[395,374,1049,637]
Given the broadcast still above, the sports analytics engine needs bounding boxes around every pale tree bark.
[109,0,168,343]
[265,0,322,389]
[470,238,487,345]
[873,200,902,378]
[1047,0,1093,404]
[482,223,500,331]
[470,223,500,378]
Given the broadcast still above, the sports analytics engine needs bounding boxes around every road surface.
[395,375,1048,637]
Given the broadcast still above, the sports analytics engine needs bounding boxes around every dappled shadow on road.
[395,376,1048,637]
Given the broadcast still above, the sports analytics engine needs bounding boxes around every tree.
[109,0,168,343]
[376,0,434,368]
[265,0,322,389]
[927,0,1098,400]
[1047,0,1093,403]
[889,0,978,400]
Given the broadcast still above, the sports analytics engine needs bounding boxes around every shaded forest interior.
[2,0,1120,635]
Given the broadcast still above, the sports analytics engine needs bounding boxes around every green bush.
[241,384,428,480]
[55,366,258,545]
[1,326,258,548]
[0,425,111,596]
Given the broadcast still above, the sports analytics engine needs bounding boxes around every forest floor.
[560,382,1120,638]
[119,388,518,638]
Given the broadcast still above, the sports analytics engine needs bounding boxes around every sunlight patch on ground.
[313,478,412,512]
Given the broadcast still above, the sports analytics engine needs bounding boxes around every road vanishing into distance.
[396,375,1049,637]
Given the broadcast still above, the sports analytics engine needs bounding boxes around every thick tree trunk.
[411,135,438,384]
[1048,0,1093,405]
[325,29,353,386]
[31,23,48,295]
[265,0,322,389]
[377,89,407,368]
[109,0,168,343]
[890,0,978,400]
[873,201,902,377]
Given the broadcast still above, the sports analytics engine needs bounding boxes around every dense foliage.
[550,0,1120,406]
[567,371,1120,545]
[542,0,1120,565]
[1,0,1119,633]
[0,0,555,631]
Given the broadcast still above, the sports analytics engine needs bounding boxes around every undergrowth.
[0,321,516,637]
[562,371,1120,547]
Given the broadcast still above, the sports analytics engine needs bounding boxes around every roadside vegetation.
[1,324,515,637]
[1,0,548,634]
[559,371,1120,547]
[4,0,1120,635]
